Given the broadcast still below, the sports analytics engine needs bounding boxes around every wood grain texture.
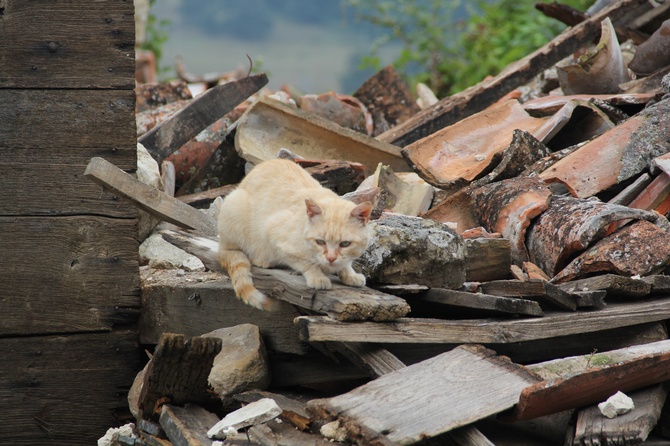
[297,297,670,344]
[85,157,218,234]
[139,269,307,355]
[307,345,540,445]
[0,0,135,89]
[0,90,136,148]
[0,216,140,335]
[0,149,136,217]
[0,331,143,446]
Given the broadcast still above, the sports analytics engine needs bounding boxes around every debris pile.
[97,1,670,444]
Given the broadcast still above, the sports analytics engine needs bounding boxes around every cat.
[217,158,372,310]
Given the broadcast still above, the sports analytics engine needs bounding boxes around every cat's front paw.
[305,274,332,290]
[340,270,366,287]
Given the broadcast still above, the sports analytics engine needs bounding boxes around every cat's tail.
[219,249,278,311]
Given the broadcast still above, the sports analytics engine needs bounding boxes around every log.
[306,345,541,445]
[139,74,268,164]
[85,157,218,235]
[479,279,577,311]
[296,296,670,344]
[376,0,647,147]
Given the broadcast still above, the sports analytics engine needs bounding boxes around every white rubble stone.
[598,391,635,418]
[320,420,348,442]
[207,398,282,440]
[97,423,137,446]
[140,232,205,271]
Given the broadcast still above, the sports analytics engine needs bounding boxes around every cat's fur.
[217,158,372,310]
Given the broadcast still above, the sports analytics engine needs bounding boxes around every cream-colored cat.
[217,158,372,310]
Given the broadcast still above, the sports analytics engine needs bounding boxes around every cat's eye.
[315,239,326,246]
[340,241,351,248]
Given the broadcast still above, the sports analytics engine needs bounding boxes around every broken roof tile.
[400,99,548,191]
[526,195,659,277]
[539,97,670,198]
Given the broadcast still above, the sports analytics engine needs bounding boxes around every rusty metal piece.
[552,220,670,283]
[400,99,548,191]
[526,196,658,277]
[471,177,553,264]
[539,97,670,198]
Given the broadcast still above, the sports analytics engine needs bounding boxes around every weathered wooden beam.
[419,288,544,317]
[507,340,670,421]
[139,74,268,164]
[376,0,647,147]
[296,296,670,344]
[85,157,217,235]
[480,279,577,311]
[557,274,652,298]
[571,384,667,445]
[159,404,220,446]
[306,345,541,445]
[159,229,411,322]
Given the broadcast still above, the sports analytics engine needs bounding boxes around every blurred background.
[139,0,592,96]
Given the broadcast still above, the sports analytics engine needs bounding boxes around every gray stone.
[356,214,466,289]
[203,324,271,400]
[139,232,206,271]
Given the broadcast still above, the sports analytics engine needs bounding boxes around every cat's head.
[303,197,372,270]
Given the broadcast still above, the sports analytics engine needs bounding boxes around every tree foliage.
[349,0,593,96]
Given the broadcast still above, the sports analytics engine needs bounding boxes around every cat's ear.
[350,201,372,224]
[305,198,323,220]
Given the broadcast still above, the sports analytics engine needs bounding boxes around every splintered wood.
[306,345,541,445]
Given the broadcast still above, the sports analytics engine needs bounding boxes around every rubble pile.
[98,1,670,445]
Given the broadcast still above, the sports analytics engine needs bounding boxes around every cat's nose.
[326,255,337,264]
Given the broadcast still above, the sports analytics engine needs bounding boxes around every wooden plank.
[507,339,670,421]
[376,0,647,147]
[160,404,220,446]
[139,74,268,164]
[572,384,667,445]
[418,288,544,317]
[0,151,136,217]
[85,157,218,235]
[0,0,134,89]
[337,342,408,378]
[480,279,577,311]
[464,237,512,282]
[0,331,143,446]
[236,390,312,431]
[0,90,135,148]
[306,345,541,445]
[139,269,307,355]
[159,229,411,322]
[296,296,670,344]
[138,333,222,420]
[558,274,652,298]
[0,216,139,335]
